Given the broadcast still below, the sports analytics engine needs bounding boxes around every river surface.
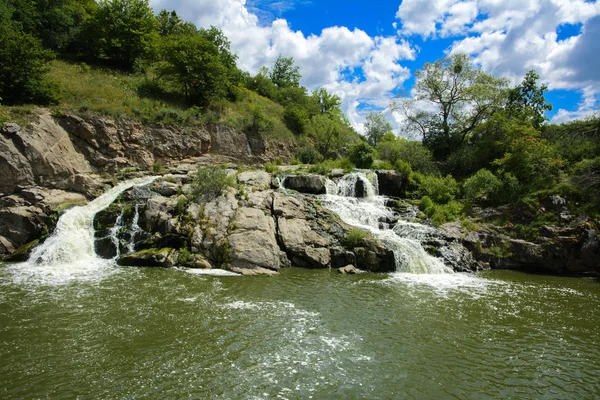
[1,264,599,399]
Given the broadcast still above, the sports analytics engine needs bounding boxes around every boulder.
[227,207,281,272]
[376,170,406,198]
[152,180,179,197]
[338,265,360,274]
[284,175,327,194]
[117,247,178,267]
[237,171,271,189]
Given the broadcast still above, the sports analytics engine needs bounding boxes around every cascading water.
[321,172,452,274]
[108,211,125,259]
[127,204,141,254]
[12,176,158,284]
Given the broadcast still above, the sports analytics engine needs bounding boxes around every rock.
[277,217,331,268]
[284,175,327,194]
[178,253,212,269]
[0,127,35,196]
[330,247,356,268]
[0,206,49,253]
[237,171,271,189]
[228,207,281,272]
[353,241,396,273]
[338,265,359,274]
[376,170,406,198]
[208,125,253,159]
[229,266,278,276]
[152,180,179,197]
[117,247,178,267]
[329,168,346,178]
[272,193,306,219]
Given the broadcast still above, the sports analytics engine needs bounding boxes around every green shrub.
[345,228,368,248]
[419,196,434,213]
[374,161,394,170]
[264,162,278,173]
[394,159,413,180]
[296,146,322,164]
[418,174,459,204]
[152,161,164,173]
[348,142,375,169]
[463,168,502,204]
[191,165,236,201]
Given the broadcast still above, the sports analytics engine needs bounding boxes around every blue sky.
[151,0,600,131]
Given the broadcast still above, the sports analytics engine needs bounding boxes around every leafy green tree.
[270,55,300,88]
[85,0,157,69]
[365,112,392,147]
[348,141,375,169]
[156,9,196,36]
[394,53,508,159]
[247,66,278,99]
[508,70,552,128]
[0,24,58,105]
[376,136,439,175]
[157,31,229,105]
[284,105,309,135]
[310,87,342,116]
[308,114,343,159]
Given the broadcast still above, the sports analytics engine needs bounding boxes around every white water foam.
[321,172,451,275]
[177,268,241,277]
[5,176,158,286]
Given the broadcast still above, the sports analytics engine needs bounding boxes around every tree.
[365,112,392,147]
[270,55,300,88]
[157,31,229,105]
[156,9,196,37]
[0,24,58,105]
[348,141,375,169]
[393,53,508,159]
[85,0,157,69]
[508,70,552,128]
[310,87,342,116]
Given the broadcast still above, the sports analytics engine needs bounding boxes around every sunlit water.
[1,265,598,399]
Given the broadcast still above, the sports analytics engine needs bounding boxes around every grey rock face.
[284,175,327,194]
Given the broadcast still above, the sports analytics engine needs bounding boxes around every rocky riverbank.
[1,110,599,275]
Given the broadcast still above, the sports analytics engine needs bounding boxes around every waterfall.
[17,176,158,284]
[276,176,289,195]
[108,211,125,259]
[322,172,452,274]
[127,204,141,254]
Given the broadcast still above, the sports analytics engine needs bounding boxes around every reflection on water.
[1,265,599,399]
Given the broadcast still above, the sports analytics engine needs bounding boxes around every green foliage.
[415,174,459,204]
[394,53,508,160]
[570,157,600,210]
[152,161,164,173]
[308,158,354,175]
[419,196,462,226]
[508,70,552,128]
[296,146,322,164]
[84,0,157,70]
[177,245,194,266]
[157,27,238,105]
[264,162,278,173]
[394,159,413,180]
[345,228,368,248]
[463,168,502,204]
[348,142,375,169]
[0,24,58,105]
[270,55,300,89]
[376,136,439,175]
[191,165,236,201]
[283,105,308,135]
[365,112,392,147]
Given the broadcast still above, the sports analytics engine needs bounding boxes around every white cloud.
[150,0,415,130]
[396,0,600,122]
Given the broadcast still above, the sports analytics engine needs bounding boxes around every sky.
[149,0,600,133]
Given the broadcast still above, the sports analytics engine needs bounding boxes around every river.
[1,265,599,399]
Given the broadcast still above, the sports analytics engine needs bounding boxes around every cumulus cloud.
[149,0,415,129]
[396,0,600,122]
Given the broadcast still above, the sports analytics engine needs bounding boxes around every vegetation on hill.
[1,0,599,227]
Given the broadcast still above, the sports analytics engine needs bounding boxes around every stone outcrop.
[81,170,396,275]
[440,217,600,275]
[283,175,327,194]
[376,170,407,198]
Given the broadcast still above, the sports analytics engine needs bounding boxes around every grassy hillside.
[1,60,296,142]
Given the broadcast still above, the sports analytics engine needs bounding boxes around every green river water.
[1,264,599,399]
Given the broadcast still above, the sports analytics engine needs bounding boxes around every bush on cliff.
[191,166,236,201]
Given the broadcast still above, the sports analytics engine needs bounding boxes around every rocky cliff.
[0,109,293,255]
